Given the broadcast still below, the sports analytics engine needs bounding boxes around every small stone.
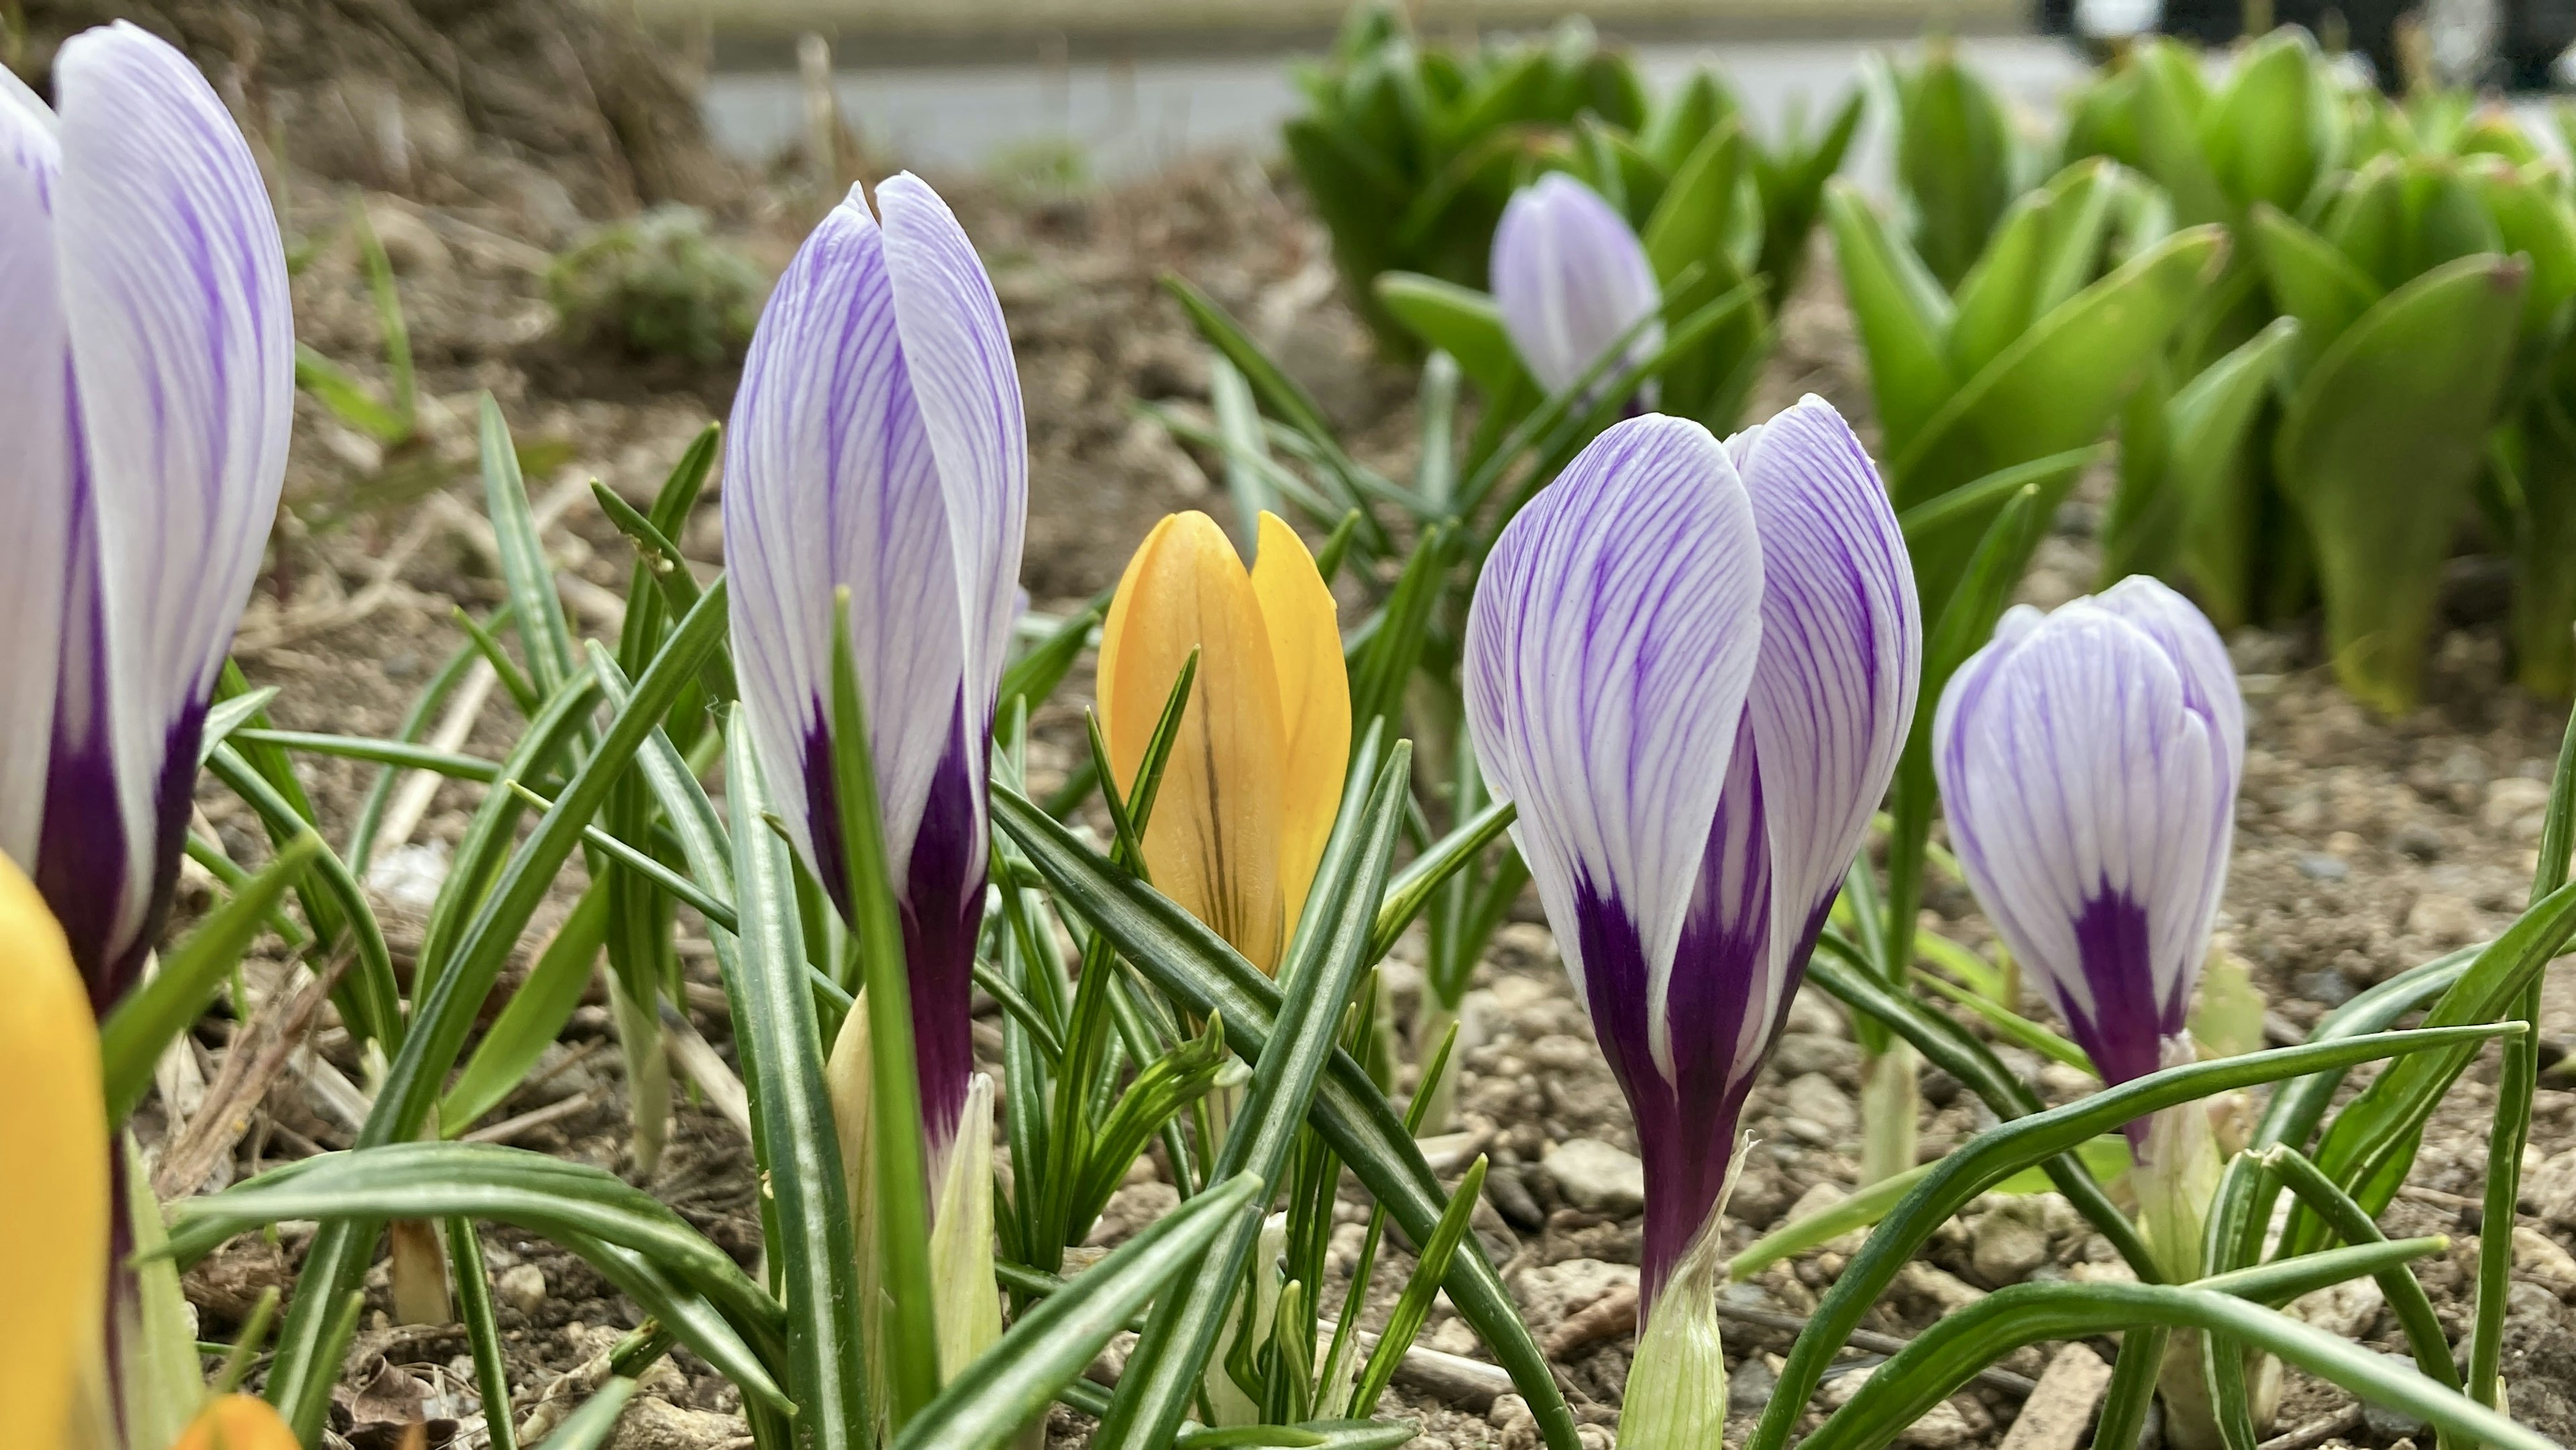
[1487,1163,1547,1231]
[2485,776,2553,836]
[1490,1394,1540,1450]
[1540,1138,1646,1216]
[1084,1182,1179,1247]
[1510,1258,1639,1328]
[1575,1427,1615,1450]
[2406,892,2480,945]
[2392,823,2445,862]
[2516,1227,2576,1286]
[2296,853,2350,881]
[496,1263,548,1318]
[1970,1209,2053,1285]
[1996,1343,2112,1450]
[2292,970,2356,1008]
[1729,1355,1776,1412]
[2528,1149,2576,1229]
[1898,1400,1976,1450]
[1816,1364,1876,1411]
[606,1396,751,1450]
[2360,1353,2432,1439]
[2291,1274,2383,1337]
[1429,1316,1481,1356]
[1896,1260,1986,1312]
[1772,1032,1860,1078]
[1783,1073,1859,1135]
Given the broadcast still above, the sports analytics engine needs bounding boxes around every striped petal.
[0,853,106,1450]
[1248,511,1348,933]
[723,184,992,1135]
[1727,396,1921,1072]
[52,22,292,995]
[1097,511,1291,971]
[1933,579,2237,1093]
[878,172,1026,757]
[0,85,67,872]
[1491,172,1665,397]
[1464,414,1763,1108]
[724,185,969,904]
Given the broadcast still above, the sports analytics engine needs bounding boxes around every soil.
[109,52,2576,1450]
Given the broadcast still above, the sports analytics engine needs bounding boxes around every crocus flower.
[0,23,294,1013]
[724,173,1026,1151]
[0,851,105,1449]
[1491,172,1664,403]
[1096,510,1350,973]
[1464,399,1918,1447]
[1932,576,2244,1103]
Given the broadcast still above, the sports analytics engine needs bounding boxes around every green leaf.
[2253,1146,2459,1390]
[1096,741,1414,1449]
[1823,181,1954,457]
[1792,1278,2553,1450]
[1894,225,2227,511]
[2106,315,2300,623]
[294,344,412,443]
[994,784,1582,1450]
[724,710,871,1448]
[478,394,578,696]
[450,1215,518,1450]
[1743,1020,2520,1450]
[170,1142,792,1415]
[2276,254,2528,712]
[441,879,612,1133]
[1374,273,1527,396]
[265,584,729,1422]
[526,1376,639,1450]
[1894,45,2018,287]
[1641,118,1748,289]
[2249,201,2381,374]
[1811,935,2153,1276]
[99,835,321,1124]
[826,594,943,1426]
[893,1172,1264,1450]
[1350,1157,1486,1416]
[1368,797,1516,961]
[1909,968,2093,1074]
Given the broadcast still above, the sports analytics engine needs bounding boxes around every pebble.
[1996,1344,2112,1450]
[1540,1138,1646,1216]
[1509,1258,1638,1327]
[1783,1073,1859,1135]
[1729,1355,1777,1412]
[2404,892,2480,945]
[606,1396,750,1450]
[2485,776,2553,836]
[2292,969,2357,1007]
[1969,1208,2053,1285]
[2296,853,2350,881]
[2392,823,2446,862]
[1486,1163,1547,1231]
[1896,1260,1986,1312]
[2528,1147,2576,1228]
[1899,1400,1978,1450]
[496,1263,549,1317]
[2291,1275,2382,1337]
[2515,1225,2576,1284]
[2360,1352,2432,1439]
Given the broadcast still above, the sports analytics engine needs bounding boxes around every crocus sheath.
[0,24,292,1011]
[1096,510,1349,974]
[0,852,106,1450]
[725,174,1028,1148]
[1933,577,2243,1113]
[1490,172,1664,401]
[1464,399,1919,1305]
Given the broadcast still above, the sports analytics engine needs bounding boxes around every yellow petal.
[0,855,105,1450]
[1248,512,1350,931]
[1096,511,1291,970]
[168,1394,299,1450]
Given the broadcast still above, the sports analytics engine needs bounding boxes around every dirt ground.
[158,127,2576,1450]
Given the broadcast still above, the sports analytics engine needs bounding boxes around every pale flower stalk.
[1464,398,1919,1447]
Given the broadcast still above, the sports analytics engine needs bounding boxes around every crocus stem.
[2134,1096,2237,1450]
[1859,1041,1920,1184]
[608,980,669,1179]
[1412,996,1460,1137]
[386,1219,453,1326]
[1621,1205,1732,1449]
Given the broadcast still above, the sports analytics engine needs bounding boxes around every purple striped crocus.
[1491,172,1664,403]
[0,23,294,1015]
[1931,577,2244,1109]
[1465,399,1919,1353]
[722,174,1026,1154]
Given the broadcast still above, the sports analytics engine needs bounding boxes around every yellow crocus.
[0,851,107,1450]
[1097,511,1350,973]
[168,1396,299,1450]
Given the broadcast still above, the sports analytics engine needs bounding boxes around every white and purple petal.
[0,82,68,874]
[50,23,292,996]
[1464,413,1763,1260]
[724,180,1011,1144]
[1490,173,1665,398]
[1728,396,1921,1074]
[1933,581,2237,1098]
